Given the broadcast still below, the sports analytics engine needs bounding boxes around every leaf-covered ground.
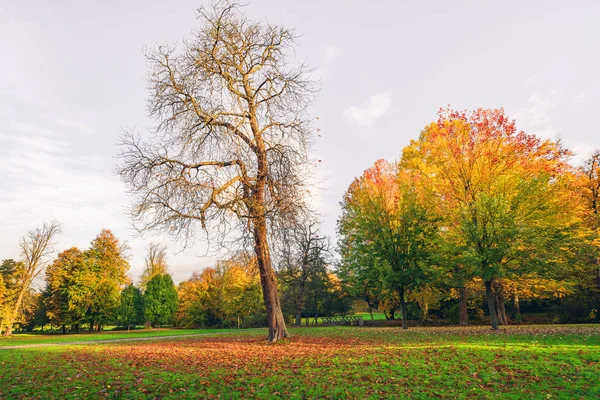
[1,325,599,399]
[0,328,233,346]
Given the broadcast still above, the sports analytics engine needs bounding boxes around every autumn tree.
[338,160,439,329]
[117,2,317,342]
[68,229,130,332]
[144,274,178,330]
[0,259,22,335]
[44,247,86,332]
[139,242,169,292]
[3,221,61,336]
[401,108,581,329]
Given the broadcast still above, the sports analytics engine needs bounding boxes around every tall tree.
[144,274,178,330]
[401,108,581,329]
[139,242,169,292]
[44,247,86,332]
[117,2,317,341]
[338,160,439,329]
[3,221,61,336]
[116,284,144,332]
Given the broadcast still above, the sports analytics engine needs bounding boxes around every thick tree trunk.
[62,324,66,334]
[253,216,288,342]
[497,282,508,325]
[484,280,500,330]
[89,319,94,333]
[295,312,302,326]
[399,287,408,330]
[458,286,469,325]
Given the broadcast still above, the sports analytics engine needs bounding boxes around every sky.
[1,0,599,284]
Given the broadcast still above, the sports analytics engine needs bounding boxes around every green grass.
[1,324,599,399]
[0,328,236,346]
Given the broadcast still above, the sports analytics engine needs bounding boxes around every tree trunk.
[3,285,28,336]
[484,280,500,330]
[399,287,408,330]
[295,281,306,326]
[62,324,66,334]
[367,299,374,320]
[89,319,94,333]
[513,292,522,321]
[253,216,288,342]
[458,286,469,325]
[497,282,508,325]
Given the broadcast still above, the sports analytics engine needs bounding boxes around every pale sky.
[1,0,599,284]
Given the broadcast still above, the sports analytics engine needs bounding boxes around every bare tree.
[117,2,317,341]
[3,221,61,336]
[139,242,169,291]
[278,219,330,326]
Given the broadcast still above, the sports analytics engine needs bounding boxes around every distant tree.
[278,220,331,325]
[116,284,144,332]
[3,221,61,336]
[45,247,86,332]
[117,1,318,342]
[139,242,169,292]
[68,230,130,332]
[144,274,178,329]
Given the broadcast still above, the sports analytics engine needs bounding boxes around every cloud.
[572,92,590,107]
[525,76,538,87]
[324,46,338,65]
[513,88,562,139]
[343,91,392,128]
[48,115,94,134]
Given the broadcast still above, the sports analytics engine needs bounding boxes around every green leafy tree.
[144,274,178,329]
[338,160,439,329]
[116,284,144,331]
[68,230,130,332]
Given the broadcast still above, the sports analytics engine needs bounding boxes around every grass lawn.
[1,324,599,399]
[0,328,236,346]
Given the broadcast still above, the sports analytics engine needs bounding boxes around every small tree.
[144,274,178,330]
[116,284,144,332]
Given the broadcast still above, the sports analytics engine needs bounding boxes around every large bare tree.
[117,2,317,341]
[3,221,61,336]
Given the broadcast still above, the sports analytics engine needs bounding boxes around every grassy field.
[1,324,599,399]
[0,328,235,346]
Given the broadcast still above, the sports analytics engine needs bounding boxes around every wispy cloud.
[513,88,562,139]
[324,46,338,65]
[572,92,590,107]
[343,91,392,128]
